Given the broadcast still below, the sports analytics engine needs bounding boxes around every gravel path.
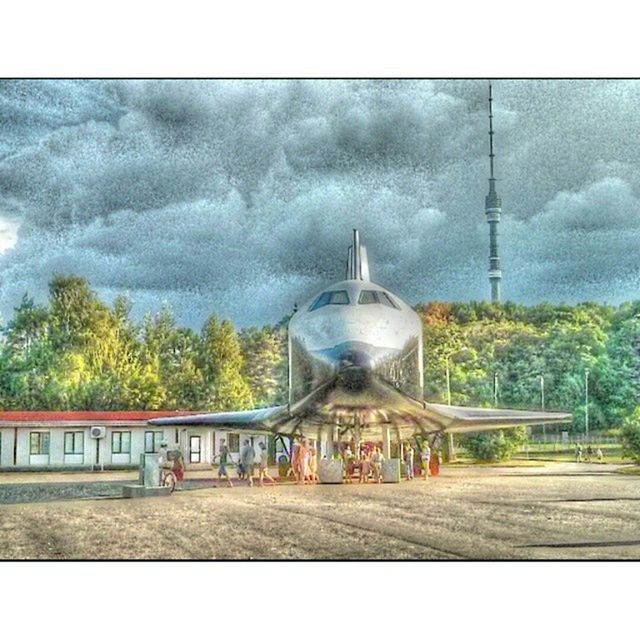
[1,462,639,560]
[0,478,215,504]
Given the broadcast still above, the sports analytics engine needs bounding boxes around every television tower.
[485,81,502,303]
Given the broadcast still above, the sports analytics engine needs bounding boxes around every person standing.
[370,446,384,483]
[257,441,276,486]
[298,438,310,484]
[596,446,603,463]
[241,439,256,487]
[289,439,301,482]
[215,438,234,487]
[359,450,371,483]
[404,443,414,480]
[575,443,583,463]
[343,445,355,483]
[420,442,431,480]
[308,447,318,484]
[169,445,185,491]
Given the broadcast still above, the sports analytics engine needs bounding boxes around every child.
[308,448,318,484]
[359,451,371,483]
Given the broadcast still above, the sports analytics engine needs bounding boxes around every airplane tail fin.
[346,229,370,281]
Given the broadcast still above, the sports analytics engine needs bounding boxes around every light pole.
[444,354,454,460]
[493,372,499,407]
[443,347,470,462]
[585,368,590,439]
[540,375,545,439]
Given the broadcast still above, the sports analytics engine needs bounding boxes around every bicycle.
[160,465,177,493]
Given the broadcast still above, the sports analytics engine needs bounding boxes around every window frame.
[228,433,240,453]
[358,290,379,305]
[308,290,350,311]
[64,431,84,455]
[144,430,164,454]
[357,289,400,309]
[29,431,50,456]
[112,431,132,455]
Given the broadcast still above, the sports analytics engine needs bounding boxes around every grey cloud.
[0,80,639,328]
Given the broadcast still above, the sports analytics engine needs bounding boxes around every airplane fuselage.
[288,277,424,417]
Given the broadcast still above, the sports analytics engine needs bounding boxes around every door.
[189,435,201,463]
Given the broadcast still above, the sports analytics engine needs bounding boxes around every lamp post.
[493,372,499,407]
[443,347,470,462]
[444,354,454,461]
[585,368,590,439]
[540,375,545,439]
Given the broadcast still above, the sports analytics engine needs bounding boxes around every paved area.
[1,462,639,559]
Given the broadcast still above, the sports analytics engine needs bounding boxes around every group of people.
[402,442,439,480]
[574,443,604,463]
[288,438,318,484]
[341,441,439,482]
[214,438,276,487]
[341,445,385,483]
[210,436,442,487]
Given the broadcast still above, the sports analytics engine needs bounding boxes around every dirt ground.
[1,462,639,560]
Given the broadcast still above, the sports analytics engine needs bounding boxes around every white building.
[0,411,276,471]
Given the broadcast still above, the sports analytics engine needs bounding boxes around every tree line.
[1,276,638,435]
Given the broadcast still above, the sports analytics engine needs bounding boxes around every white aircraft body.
[149,231,571,442]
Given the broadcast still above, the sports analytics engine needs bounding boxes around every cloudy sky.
[0,79,639,329]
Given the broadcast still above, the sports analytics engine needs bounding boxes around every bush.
[462,427,527,462]
[619,408,640,464]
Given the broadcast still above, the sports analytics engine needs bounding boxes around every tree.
[461,427,527,462]
[620,408,640,464]
[239,326,286,407]
[199,315,253,411]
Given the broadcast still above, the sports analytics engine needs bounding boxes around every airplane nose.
[336,346,374,392]
[338,348,374,371]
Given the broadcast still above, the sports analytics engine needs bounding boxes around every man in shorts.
[240,439,256,487]
[215,438,234,487]
[257,441,276,486]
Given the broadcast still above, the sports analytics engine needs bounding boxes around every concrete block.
[318,459,343,484]
[143,454,161,487]
[122,484,172,498]
[381,458,401,483]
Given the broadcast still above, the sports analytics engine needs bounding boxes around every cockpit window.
[309,290,350,311]
[358,290,400,309]
[358,290,378,305]
[380,292,400,309]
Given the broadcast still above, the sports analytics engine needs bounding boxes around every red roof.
[0,411,199,423]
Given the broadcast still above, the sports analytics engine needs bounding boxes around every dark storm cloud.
[0,79,639,328]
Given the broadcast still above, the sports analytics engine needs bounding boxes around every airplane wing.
[147,405,289,430]
[422,403,572,434]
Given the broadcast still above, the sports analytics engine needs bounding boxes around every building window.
[30,432,50,455]
[145,430,163,453]
[189,436,201,463]
[228,433,240,453]
[64,431,84,455]
[112,431,131,454]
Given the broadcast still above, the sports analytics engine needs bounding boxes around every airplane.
[149,230,571,452]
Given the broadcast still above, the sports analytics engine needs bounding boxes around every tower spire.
[485,80,502,303]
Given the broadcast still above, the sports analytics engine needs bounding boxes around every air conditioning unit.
[90,426,106,439]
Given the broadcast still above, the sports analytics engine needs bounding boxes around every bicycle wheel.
[162,471,176,493]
